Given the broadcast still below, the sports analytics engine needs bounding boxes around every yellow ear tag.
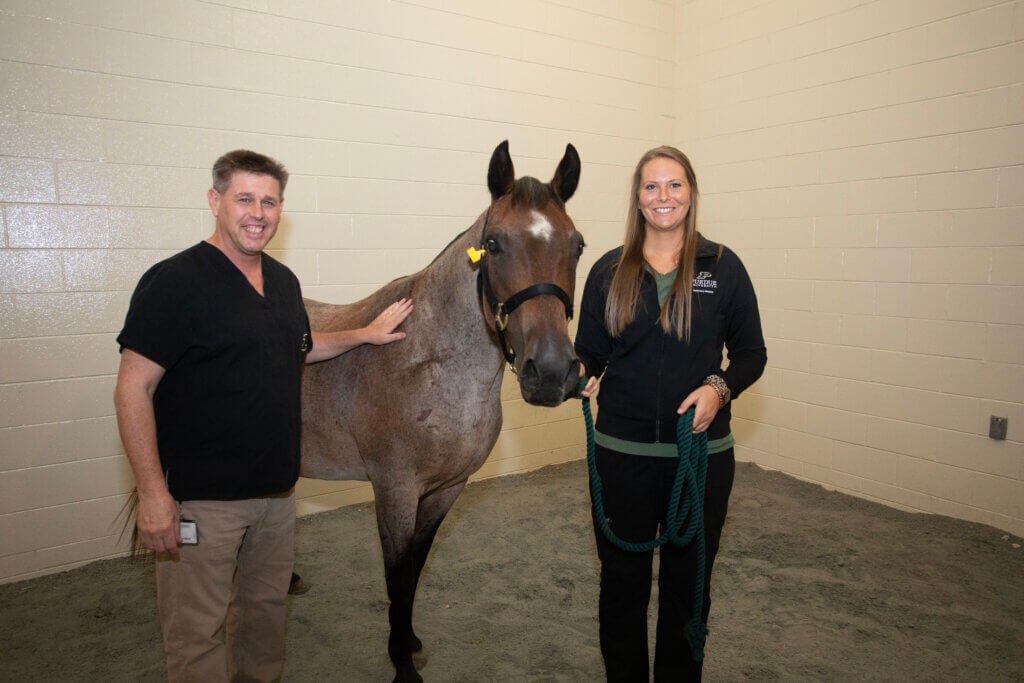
[467,246,485,263]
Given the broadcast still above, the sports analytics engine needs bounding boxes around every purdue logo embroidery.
[300,333,310,352]
[693,271,718,293]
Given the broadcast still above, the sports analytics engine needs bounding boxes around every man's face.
[207,171,283,259]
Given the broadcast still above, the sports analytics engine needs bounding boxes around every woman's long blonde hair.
[605,146,700,340]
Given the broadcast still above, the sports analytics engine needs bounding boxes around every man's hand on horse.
[366,298,413,344]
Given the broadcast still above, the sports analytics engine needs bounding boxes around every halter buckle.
[494,304,510,331]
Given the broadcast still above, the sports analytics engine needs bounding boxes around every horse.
[299,140,584,682]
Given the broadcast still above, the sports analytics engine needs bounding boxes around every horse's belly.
[300,420,369,481]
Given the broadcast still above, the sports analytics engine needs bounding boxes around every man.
[114,150,412,681]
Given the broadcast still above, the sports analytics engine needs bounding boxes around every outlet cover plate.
[989,416,1007,440]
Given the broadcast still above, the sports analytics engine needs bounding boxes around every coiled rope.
[578,377,710,660]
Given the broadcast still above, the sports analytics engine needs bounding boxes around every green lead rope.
[578,377,710,661]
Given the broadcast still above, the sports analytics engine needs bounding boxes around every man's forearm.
[305,329,370,364]
[305,298,413,364]
[114,381,168,498]
[114,350,181,556]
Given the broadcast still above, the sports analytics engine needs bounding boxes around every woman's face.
[637,157,691,234]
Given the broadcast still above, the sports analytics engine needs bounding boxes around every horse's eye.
[486,238,499,253]
[576,240,586,258]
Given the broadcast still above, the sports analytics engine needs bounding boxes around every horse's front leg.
[408,482,467,651]
[373,483,424,683]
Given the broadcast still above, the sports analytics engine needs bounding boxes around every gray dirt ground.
[2,460,1022,682]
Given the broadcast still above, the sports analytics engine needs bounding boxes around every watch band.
[703,374,730,408]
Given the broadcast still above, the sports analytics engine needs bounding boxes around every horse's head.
[473,140,584,406]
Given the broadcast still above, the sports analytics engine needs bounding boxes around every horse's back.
[304,275,417,332]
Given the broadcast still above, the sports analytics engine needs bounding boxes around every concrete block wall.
[0,0,674,582]
[675,0,1024,535]
[3,0,1019,584]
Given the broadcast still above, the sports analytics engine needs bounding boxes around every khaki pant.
[156,490,295,683]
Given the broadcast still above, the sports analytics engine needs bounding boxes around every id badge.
[180,520,198,545]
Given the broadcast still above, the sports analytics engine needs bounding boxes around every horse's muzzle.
[519,354,580,407]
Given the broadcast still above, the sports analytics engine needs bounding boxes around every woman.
[575,146,766,681]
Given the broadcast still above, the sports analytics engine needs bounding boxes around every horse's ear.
[487,140,515,200]
[551,143,580,203]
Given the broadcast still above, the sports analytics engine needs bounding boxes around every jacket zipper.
[654,324,666,442]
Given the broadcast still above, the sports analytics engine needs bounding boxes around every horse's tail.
[115,488,149,559]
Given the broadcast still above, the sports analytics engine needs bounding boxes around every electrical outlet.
[989,416,1007,440]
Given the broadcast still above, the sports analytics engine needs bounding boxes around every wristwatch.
[703,374,730,408]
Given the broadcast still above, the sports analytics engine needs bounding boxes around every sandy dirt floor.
[2,460,1022,681]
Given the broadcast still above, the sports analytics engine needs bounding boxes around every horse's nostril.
[521,358,539,381]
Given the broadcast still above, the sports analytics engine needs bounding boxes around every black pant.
[591,445,735,682]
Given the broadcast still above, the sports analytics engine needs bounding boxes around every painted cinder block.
[810,343,873,382]
[861,415,940,461]
[910,247,992,285]
[948,285,1024,325]
[315,249,389,286]
[0,334,119,384]
[0,108,103,161]
[832,441,899,483]
[6,205,108,249]
[0,416,122,471]
[812,281,875,315]
[877,211,952,248]
[0,376,116,429]
[765,338,811,373]
[730,416,779,456]
[930,429,1022,480]
[108,208,205,250]
[0,533,125,584]
[777,369,839,408]
[63,249,177,292]
[786,248,844,281]
[804,404,866,445]
[985,324,1024,364]
[273,213,355,251]
[56,161,206,208]
[777,427,833,468]
[0,456,134,515]
[842,247,910,282]
[0,11,192,83]
[940,357,1024,404]
[991,247,1024,286]
[949,207,1024,248]
[839,314,907,352]
[0,251,63,293]
[827,468,932,514]
[0,496,128,557]
[753,278,812,316]
[814,214,878,248]
[866,349,946,393]
[0,157,56,203]
[782,309,842,345]
[2,291,130,338]
[906,318,986,359]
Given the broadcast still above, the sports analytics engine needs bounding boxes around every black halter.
[475,207,574,370]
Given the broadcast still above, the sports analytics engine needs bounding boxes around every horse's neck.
[417,228,503,375]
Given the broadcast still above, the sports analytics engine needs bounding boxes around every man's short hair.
[212,150,289,197]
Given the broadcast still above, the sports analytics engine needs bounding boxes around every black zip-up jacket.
[574,235,767,444]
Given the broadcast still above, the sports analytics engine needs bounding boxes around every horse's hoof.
[391,668,423,683]
[411,634,423,652]
[288,572,310,596]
